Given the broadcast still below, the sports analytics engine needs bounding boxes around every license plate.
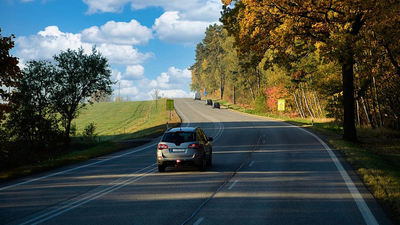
[172,149,185,153]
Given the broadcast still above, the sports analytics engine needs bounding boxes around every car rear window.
[162,132,196,143]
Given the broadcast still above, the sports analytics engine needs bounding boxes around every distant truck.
[194,92,201,100]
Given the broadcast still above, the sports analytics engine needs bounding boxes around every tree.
[151,88,160,109]
[89,90,114,102]
[52,47,114,143]
[4,60,61,167]
[190,25,242,101]
[7,60,60,146]
[0,28,21,120]
[201,24,225,98]
[221,0,400,141]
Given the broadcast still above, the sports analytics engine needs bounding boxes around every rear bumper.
[157,157,202,167]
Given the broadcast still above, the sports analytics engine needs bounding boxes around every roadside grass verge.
[0,99,181,182]
[218,99,400,223]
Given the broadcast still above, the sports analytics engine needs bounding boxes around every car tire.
[198,155,206,171]
[158,165,166,172]
[206,153,212,166]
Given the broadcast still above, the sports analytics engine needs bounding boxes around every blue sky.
[0,0,222,100]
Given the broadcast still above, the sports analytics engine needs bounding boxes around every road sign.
[166,99,174,111]
[278,99,285,111]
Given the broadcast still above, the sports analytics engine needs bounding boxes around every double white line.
[19,164,157,225]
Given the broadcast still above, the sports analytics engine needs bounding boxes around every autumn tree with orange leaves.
[221,0,400,142]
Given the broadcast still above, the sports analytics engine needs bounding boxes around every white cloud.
[119,79,134,89]
[83,0,222,20]
[157,89,192,99]
[81,20,153,45]
[16,26,89,60]
[168,67,191,80]
[83,0,130,14]
[15,26,153,65]
[112,66,192,100]
[153,11,211,46]
[111,69,122,82]
[82,0,222,45]
[124,65,145,79]
[152,72,170,89]
[96,43,154,65]
[173,0,222,22]
[148,67,191,89]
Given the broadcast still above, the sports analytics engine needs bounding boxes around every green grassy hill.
[73,99,180,141]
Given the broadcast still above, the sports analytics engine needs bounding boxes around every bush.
[254,94,268,113]
[82,122,97,143]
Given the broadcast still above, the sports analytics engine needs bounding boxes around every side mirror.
[207,137,213,142]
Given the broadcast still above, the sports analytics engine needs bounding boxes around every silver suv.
[156,127,213,172]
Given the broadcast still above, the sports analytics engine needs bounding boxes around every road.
[0,98,393,225]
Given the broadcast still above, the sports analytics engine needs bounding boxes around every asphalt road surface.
[0,98,394,225]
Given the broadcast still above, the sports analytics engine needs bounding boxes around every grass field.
[73,99,180,141]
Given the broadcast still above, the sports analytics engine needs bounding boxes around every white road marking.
[0,143,157,191]
[297,127,378,225]
[193,217,204,225]
[228,180,239,190]
[20,166,157,225]
[178,98,224,141]
[249,161,255,167]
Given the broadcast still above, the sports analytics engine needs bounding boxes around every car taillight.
[188,143,200,149]
[158,144,168,149]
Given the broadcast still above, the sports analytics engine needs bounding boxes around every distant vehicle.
[194,93,201,100]
[212,102,220,109]
[156,127,213,172]
[206,99,213,106]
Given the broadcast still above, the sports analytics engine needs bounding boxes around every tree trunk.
[356,99,361,126]
[369,84,379,128]
[312,91,321,118]
[342,60,358,142]
[220,74,224,100]
[245,77,255,102]
[361,96,374,128]
[315,91,324,117]
[256,68,261,96]
[373,76,383,127]
[301,83,314,118]
[297,90,305,118]
[64,117,72,146]
[293,92,304,118]
[233,85,236,105]
[307,90,317,118]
